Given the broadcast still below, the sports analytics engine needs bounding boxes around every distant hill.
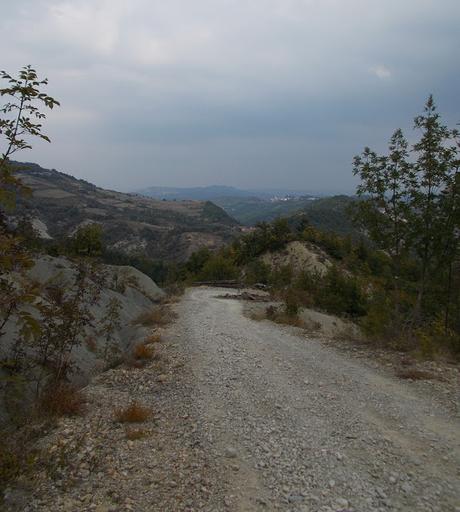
[291,195,358,236]
[213,196,315,225]
[213,195,358,235]
[11,162,240,261]
[136,185,315,201]
[137,181,357,235]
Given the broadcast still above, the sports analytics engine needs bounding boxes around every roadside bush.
[361,287,415,347]
[199,255,238,281]
[415,316,460,359]
[265,305,277,319]
[269,264,293,288]
[295,269,321,293]
[186,247,212,274]
[284,290,300,317]
[244,260,271,285]
[315,266,367,318]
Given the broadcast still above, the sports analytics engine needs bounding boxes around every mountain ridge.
[11,162,240,262]
[136,184,317,201]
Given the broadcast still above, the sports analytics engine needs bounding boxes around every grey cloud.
[1,0,459,193]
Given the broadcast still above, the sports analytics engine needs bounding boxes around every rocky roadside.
[3,288,459,512]
[2,322,230,512]
[242,299,460,417]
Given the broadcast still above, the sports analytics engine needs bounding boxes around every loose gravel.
[5,287,459,512]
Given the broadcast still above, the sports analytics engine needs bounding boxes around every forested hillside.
[214,195,358,234]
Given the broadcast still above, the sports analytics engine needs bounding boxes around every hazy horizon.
[3,1,460,194]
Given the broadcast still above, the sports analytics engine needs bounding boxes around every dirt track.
[14,287,459,512]
[173,287,460,511]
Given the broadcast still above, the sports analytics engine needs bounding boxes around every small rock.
[401,482,413,493]
[225,447,237,458]
[375,487,387,499]
[95,505,111,512]
[334,497,349,509]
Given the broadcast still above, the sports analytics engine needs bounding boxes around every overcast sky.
[2,0,459,193]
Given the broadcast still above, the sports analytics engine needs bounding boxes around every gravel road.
[11,286,459,512]
[174,287,460,512]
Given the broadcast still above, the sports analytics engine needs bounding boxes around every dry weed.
[125,427,149,440]
[114,402,151,423]
[248,311,266,321]
[144,333,162,344]
[132,305,178,327]
[38,383,85,418]
[272,313,306,328]
[133,343,154,360]
[396,368,436,381]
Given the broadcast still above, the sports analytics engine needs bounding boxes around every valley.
[13,163,240,262]
[136,183,358,235]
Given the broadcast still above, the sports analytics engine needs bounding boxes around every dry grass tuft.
[0,433,40,486]
[250,306,319,330]
[249,311,266,322]
[126,359,145,369]
[133,343,154,360]
[396,368,436,380]
[85,336,97,353]
[144,333,162,344]
[0,439,23,485]
[125,427,149,440]
[38,383,85,418]
[132,305,178,327]
[114,402,151,423]
[272,313,307,328]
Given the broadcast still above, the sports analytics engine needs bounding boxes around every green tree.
[0,66,59,344]
[353,128,414,278]
[352,96,459,338]
[410,95,459,316]
[71,224,104,257]
[0,65,59,209]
